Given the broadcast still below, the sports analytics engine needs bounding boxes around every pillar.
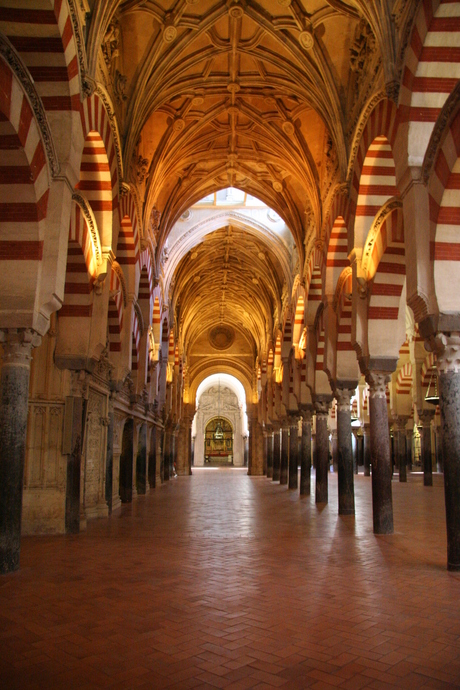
[280,423,289,485]
[176,412,193,476]
[406,426,413,471]
[272,424,281,482]
[65,370,87,534]
[288,416,298,490]
[0,329,40,573]
[394,417,408,483]
[357,430,363,470]
[366,371,393,534]
[335,387,355,516]
[363,423,371,476]
[266,426,273,478]
[419,410,435,487]
[351,430,358,475]
[314,401,330,504]
[163,428,170,482]
[435,424,443,473]
[263,432,268,476]
[105,394,114,513]
[330,429,338,473]
[300,410,312,496]
[437,333,460,570]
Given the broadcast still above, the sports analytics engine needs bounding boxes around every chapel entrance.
[204,417,233,466]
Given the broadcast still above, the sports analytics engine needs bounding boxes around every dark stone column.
[148,426,157,489]
[335,387,356,515]
[394,417,407,483]
[363,423,371,476]
[351,430,358,475]
[263,431,268,476]
[159,428,165,483]
[0,329,40,573]
[437,333,460,570]
[300,410,312,496]
[314,401,330,504]
[435,424,443,473]
[280,423,289,485]
[65,370,87,533]
[366,371,393,534]
[311,431,317,469]
[406,427,413,472]
[136,425,147,494]
[357,430,364,470]
[419,410,435,487]
[163,428,170,482]
[266,426,273,479]
[272,424,281,482]
[288,416,298,490]
[330,429,338,473]
[105,395,114,513]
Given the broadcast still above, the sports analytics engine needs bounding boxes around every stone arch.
[325,216,349,296]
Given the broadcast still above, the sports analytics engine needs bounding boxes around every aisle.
[1,470,459,689]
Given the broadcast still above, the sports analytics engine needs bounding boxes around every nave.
[1,469,460,690]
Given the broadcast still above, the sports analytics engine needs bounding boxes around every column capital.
[300,407,313,423]
[334,386,355,412]
[314,399,331,418]
[0,328,41,367]
[426,331,460,374]
[392,415,409,431]
[365,371,390,399]
[419,409,435,427]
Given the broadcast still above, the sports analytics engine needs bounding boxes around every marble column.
[419,410,435,487]
[288,416,298,490]
[263,432,268,476]
[314,401,330,504]
[105,394,115,513]
[351,430,358,475]
[394,417,407,483]
[163,428,170,481]
[435,424,443,473]
[436,333,460,569]
[65,370,87,533]
[335,387,355,516]
[266,426,274,479]
[136,425,147,494]
[357,431,364,470]
[366,371,393,534]
[363,423,371,476]
[330,429,338,473]
[300,410,312,496]
[272,424,281,482]
[280,423,289,485]
[0,329,40,573]
[406,426,413,472]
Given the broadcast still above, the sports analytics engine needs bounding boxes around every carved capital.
[334,387,355,412]
[314,400,330,418]
[0,328,41,367]
[365,371,389,399]
[70,370,89,398]
[418,409,435,427]
[431,332,460,374]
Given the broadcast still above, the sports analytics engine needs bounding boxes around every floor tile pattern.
[1,469,460,689]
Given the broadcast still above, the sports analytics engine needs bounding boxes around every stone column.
[0,329,40,573]
[366,371,393,534]
[406,426,413,471]
[280,423,289,485]
[266,426,273,479]
[335,387,355,515]
[435,424,443,473]
[272,424,281,482]
[394,417,408,483]
[288,416,298,490]
[363,423,371,476]
[436,333,460,569]
[105,393,115,513]
[300,409,312,496]
[314,401,330,504]
[65,370,88,534]
[263,431,268,476]
[330,429,338,473]
[163,428,170,482]
[357,430,364,470]
[419,410,435,487]
[351,430,358,475]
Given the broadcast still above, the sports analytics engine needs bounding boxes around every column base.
[111,496,122,513]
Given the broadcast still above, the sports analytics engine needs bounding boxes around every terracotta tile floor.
[1,469,460,690]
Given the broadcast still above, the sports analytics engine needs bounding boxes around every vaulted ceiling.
[86,0,403,384]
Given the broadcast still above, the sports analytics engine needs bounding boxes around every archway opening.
[204,417,234,467]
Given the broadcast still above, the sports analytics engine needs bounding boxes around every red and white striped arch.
[80,93,119,211]
[274,334,282,370]
[429,109,460,312]
[353,136,398,249]
[292,295,305,348]
[336,270,353,354]
[400,0,460,167]
[281,318,292,359]
[168,330,175,364]
[367,207,406,357]
[108,265,124,353]
[305,246,325,325]
[137,246,153,320]
[117,193,140,290]
[59,241,92,319]
[0,56,51,324]
[152,296,161,344]
[325,216,349,296]
[69,202,98,278]
[0,0,81,114]
[396,361,412,396]
[131,309,141,372]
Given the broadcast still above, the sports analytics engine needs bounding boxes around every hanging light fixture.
[425,365,439,406]
[214,377,224,440]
